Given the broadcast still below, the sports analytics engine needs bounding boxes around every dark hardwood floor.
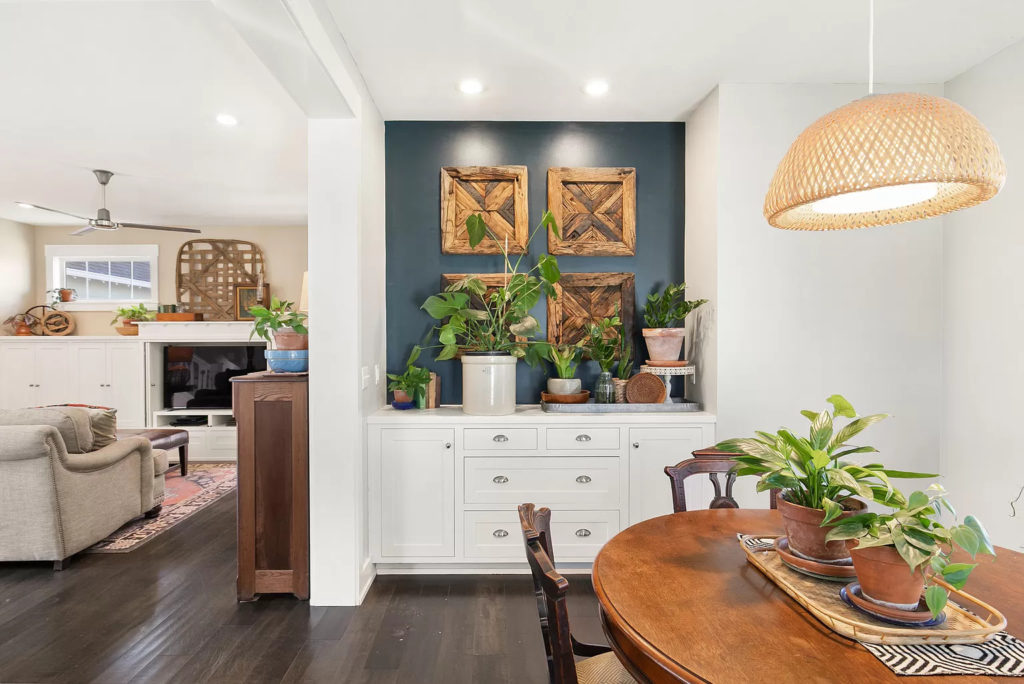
[0,494,606,683]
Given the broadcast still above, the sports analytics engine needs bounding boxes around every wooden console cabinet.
[231,372,309,600]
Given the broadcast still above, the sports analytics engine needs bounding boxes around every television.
[163,345,266,409]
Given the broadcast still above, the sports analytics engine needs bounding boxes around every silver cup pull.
[493,529,509,538]
[576,475,592,484]
[492,475,509,484]
[575,434,592,442]
[575,528,592,538]
[492,434,509,443]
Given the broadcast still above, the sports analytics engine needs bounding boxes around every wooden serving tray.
[740,535,1006,645]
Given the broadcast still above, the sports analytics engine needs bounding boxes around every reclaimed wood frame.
[547,167,636,256]
[441,166,529,255]
[176,239,265,321]
[546,272,635,346]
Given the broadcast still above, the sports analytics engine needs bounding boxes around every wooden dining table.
[592,509,1024,683]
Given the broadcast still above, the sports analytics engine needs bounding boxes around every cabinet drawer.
[464,457,619,507]
[463,510,619,561]
[464,428,538,451]
[546,427,620,451]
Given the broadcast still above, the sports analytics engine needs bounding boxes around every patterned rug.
[86,463,237,553]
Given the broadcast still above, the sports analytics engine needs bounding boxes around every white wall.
[943,42,1024,550]
[0,218,34,324]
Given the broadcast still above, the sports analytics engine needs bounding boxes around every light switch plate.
[374,364,381,385]
[360,366,370,390]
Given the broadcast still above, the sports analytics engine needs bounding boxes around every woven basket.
[612,378,628,403]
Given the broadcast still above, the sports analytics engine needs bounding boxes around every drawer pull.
[575,528,592,538]
[492,475,509,484]
[576,475,592,484]
[492,529,509,538]
[444,442,452,449]
[492,434,509,443]
[633,442,640,448]
[575,434,592,442]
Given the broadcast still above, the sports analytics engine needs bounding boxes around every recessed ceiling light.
[458,78,484,95]
[216,113,238,127]
[15,202,35,209]
[584,79,609,97]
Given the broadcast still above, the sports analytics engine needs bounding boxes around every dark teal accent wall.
[385,121,685,404]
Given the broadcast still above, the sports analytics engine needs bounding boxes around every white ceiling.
[0,1,307,228]
[328,0,1024,121]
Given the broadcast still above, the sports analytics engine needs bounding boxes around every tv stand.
[152,408,237,462]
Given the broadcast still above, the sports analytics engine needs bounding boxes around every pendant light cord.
[868,0,875,94]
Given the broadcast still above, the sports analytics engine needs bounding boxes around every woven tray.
[740,535,1006,645]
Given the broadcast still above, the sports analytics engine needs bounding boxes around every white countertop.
[368,405,716,424]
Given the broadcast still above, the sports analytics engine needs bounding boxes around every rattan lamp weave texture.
[764,92,1005,230]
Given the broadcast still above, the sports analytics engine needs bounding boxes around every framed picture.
[234,284,270,321]
[547,167,636,256]
[547,272,635,346]
[440,166,529,254]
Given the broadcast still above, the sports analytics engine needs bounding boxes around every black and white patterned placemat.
[862,633,1024,677]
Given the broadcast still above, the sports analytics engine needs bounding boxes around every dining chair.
[518,504,635,684]
[664,447,779,512]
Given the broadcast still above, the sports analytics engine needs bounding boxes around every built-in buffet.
[367,406,716,572]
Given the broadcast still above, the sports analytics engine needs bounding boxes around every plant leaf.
[925,585,948,618]
[827,394,857,418]
[951,525,981,557]
[963,516,995,556]
[466,213,487,247]
[537,253,561,283]
[941,562,978,590]
[820,497,845,525]
[540,209,559,238]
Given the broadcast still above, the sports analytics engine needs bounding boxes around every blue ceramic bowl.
[265,349,309,373]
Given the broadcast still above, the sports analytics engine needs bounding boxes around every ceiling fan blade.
[118,222,201,234]
[23,204,92,221]
[70,225,97,236]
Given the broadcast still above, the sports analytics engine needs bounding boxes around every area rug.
[86,463,237,553]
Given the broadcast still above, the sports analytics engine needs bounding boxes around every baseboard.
[375,561,593,575]
[358,558,375,603]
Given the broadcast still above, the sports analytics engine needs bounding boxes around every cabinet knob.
[492,475,509,484]
[575,528,592,538]
[444,442,452,449]
[575,475,592,484]
[633,442,640,449]
[492,529,509,538]
[575,434,592,442]
[492,434,509,443]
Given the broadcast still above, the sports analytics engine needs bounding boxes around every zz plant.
[585,314,621,373]
[643,282,707,328]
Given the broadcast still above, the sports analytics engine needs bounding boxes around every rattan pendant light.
[764,1,1005,231]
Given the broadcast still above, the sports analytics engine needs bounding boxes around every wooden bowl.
[541,390,590,404]
[625,373,667,403]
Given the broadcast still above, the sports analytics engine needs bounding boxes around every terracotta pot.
[642,327,685,361]
[393,389,412,403]
[116,320,140,336]
[612,378,628,403]
[273,328,309,350]
[58,288,74,302]
[14,320,33,336]
[777,493,867,562]
[848,542,926,610]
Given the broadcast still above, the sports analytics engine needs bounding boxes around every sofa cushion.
[45,405,118,448]
[152,448,169,478]
[0,407,94,453]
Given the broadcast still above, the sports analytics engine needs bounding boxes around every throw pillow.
[43,404,118,449]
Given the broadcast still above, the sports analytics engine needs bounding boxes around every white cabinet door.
[69,343,109,408]
[106,343,144,426]
[629,426,708,524]
[33,344,72,407]
[0,344,36,409]
[378,428,455,558]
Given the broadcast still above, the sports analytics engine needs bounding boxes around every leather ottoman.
[117,428,189,476]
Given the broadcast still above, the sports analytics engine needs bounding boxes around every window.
[45,244,159,310]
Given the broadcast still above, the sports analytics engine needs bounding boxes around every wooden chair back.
[664,447,778,512]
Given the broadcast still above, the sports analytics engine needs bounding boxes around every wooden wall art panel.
[441,273,526,342]
[547,272,635,346]
[441,166,529,254]
[176,239,265,321]
[547,167,636,256]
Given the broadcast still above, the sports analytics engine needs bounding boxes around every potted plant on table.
[585,314,620,404]
[387,347,432,409]
[543,342,585,396]
[111,303,155,336]
[718,395,935,562]
[825,484,995,617]
[422,211,561,416]
[642,283,707,363]
[249,297,309,372]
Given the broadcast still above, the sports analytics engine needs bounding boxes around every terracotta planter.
[58,288,74,302]
[116,320,140,336]
[393,389,412,403]
[273,328,309,350]
[848,542,925,611]
[642,327,685,362]
[777,493,867,562]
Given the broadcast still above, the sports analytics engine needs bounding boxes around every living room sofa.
[0,408,168,569]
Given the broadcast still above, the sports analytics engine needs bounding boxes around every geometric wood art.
[547,272,635,347]
[441,166,528,254]
[176,239,265,321]
[441,273,527,343]
[547,167,636,256]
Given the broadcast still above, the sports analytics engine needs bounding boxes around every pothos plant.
[585,314,621,373]
[643,282,707,328]
[825,484,995,617]
[248,298,308,344]
[111,303,155,325]
[717,395,936,517]
[422,212,561,362]
[387,346,432,400]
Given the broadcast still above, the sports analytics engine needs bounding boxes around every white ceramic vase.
[461,353,517,415]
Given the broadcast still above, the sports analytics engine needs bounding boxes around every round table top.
[592,509,1024,684]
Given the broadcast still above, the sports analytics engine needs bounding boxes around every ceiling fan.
[19,169,201,236]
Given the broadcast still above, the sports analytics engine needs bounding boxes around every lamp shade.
[299,271,308,313]
[764,92,1005,230]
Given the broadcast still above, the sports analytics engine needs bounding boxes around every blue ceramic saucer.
[840,582,947,627]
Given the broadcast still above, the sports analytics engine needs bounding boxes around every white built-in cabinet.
[368,407,716,571]
[0,342,72,409]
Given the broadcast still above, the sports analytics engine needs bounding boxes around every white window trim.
[45,244,159,311]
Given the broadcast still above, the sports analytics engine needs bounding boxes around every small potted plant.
[719,395,935,562]
[250,297,309,372]
[642,283,707,362]
[585,315,620,404]
[387,347,432,409]
[825,484,995,617]
[613,321,634,403]
[422,211,561,415]
[111,303,155,336]
[543,342,585,395]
